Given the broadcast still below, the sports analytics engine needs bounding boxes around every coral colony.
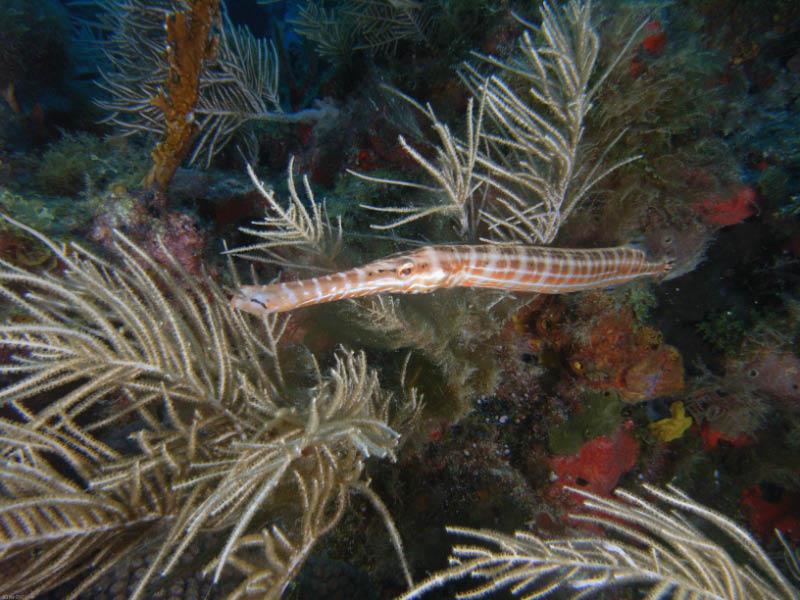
[0,0,799,599]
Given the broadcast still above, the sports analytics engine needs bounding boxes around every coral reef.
[733,347,800,406]
[1,0,799,597]
[547,390,623,455]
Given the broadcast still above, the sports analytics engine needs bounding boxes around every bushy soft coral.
[578,2,741,248]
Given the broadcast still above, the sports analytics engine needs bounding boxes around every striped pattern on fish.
[231,245,673,316]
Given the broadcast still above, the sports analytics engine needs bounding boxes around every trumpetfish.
[231,245,673,316]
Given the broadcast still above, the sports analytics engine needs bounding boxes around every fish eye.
[397,262,415,278]
[663,234,673,245]
[748,368,759,378]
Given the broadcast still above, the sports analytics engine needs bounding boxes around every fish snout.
[231,286,276,316]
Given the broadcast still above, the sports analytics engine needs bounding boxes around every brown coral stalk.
[144,0,220,191]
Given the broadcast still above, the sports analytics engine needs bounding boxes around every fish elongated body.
[231,245,673,316]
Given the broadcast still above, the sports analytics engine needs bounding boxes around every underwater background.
[0,0,799,598]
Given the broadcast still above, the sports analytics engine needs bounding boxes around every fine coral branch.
[400,484,799,600]
[227,157,343,270]
[357,1,643,244]
[0,214,411,598]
